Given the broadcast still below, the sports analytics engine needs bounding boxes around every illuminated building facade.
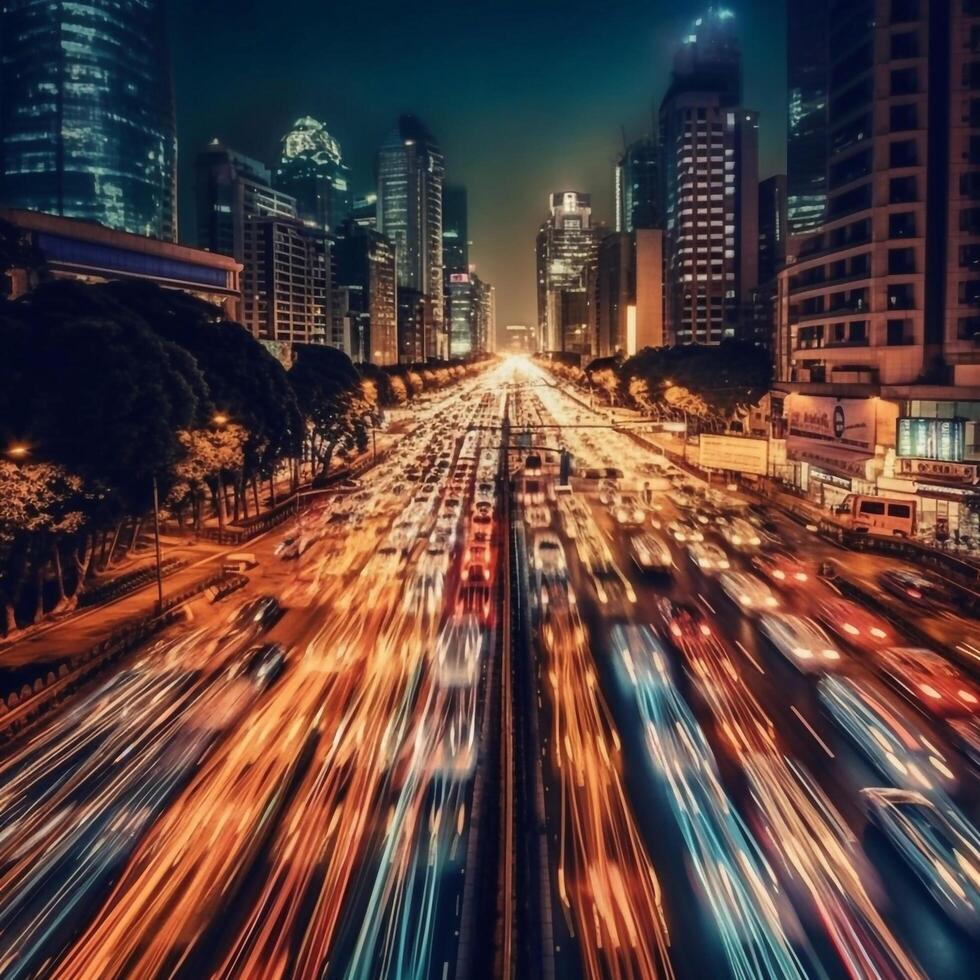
[275,117,352,233]
[660,7,758,345]
[0,0,177,241]
[377,115,445,357]
[535,191,600,352]
[773,0,980,539]
[333,219,398,364]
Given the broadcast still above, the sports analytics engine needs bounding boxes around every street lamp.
[5,443,29,459]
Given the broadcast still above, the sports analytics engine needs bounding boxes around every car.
[243,642,288,688]
[598,481,619,506]
[433,615,484,687]
[862,788,980,933]
[667,519,703,544]
[470,512,494,535]
[231,595,282,632]
[873,647,980,719]
[532,531,567,580]
[818,676,957,793]
[630,533,673,574]
[657,597,712,646]
[718,571,779,613]
[877,569,949,609]
[686,541,730,573]
[721,518,761,550]
[758,613,843,672]
[751,550,809,587]
[812,595,891,652]
[667,490,694,510]
[524,505,552,529]
[614,495,646,526]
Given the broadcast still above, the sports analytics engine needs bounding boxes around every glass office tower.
[0,0,177,240]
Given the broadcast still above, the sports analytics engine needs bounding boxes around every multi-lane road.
[1,355,978,979]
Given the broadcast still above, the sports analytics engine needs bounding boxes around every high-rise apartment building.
[275,117,352,233]
[397,287,429,364]
[446,268,495,356]
[196,141,296,258]
[774,0,980,539]
[615,138,660,233]
[196,140,332,346]
[0,0,176,240]
[786,0,829,234]
[535,192,601,352]
[333,219,398,365]
[443,185,469,273]
[377,115,445,357]
[241,217,330,345]
[659,8,759,346]
[589,229,664,357]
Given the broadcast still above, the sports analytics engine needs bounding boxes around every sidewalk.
[0,410,419,677]
[0,539,228,672]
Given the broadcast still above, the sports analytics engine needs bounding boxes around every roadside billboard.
[698,434,769,476]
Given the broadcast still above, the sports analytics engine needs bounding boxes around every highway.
[0,354,978,979]
[511,358,980,980]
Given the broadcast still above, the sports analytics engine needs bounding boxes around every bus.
[835,495,916,538]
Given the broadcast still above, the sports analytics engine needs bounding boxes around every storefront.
[880,457,980,544]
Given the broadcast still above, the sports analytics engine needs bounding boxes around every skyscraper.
[0,0,177,240]
[377,115,445,357]
[615,137,660,233]
[196,140,295,259]
[535,192,601,353]
[786,0,829,235]
[659,7,758,345]
[758,175,787,287]
[442,185,469,273]
[333,219,398,365]
[275,117,352,233]
[774,0,980,538]
[196,140,332,347]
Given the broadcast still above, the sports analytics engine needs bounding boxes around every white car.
[630,533,673,573]
[532,531,567,579]
[614,495,646,526]
[598,481,619,506]
[667,520,703,543]
[722,518,762,550]
[759,614,842,672]
[525,505,552,529]
[862,789,980,933]
[686,541,730,573]
[718,571,779,613]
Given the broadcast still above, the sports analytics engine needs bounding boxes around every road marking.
[697,593,716,614]
[791,705,835,759]
[734,639,765,675]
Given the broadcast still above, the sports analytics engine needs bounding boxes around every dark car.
[877,569,949,609]
[244,642,288,687]
[233,595,282,633]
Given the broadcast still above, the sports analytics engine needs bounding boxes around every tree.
[289,345,370,478]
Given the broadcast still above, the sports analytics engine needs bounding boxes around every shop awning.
[786,440,879,481]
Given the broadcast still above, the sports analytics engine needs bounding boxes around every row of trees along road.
[542,340,772,433]
[0,262,487,637]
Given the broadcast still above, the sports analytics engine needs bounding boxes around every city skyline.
[169,0,788,332]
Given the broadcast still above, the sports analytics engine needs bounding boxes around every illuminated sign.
[895,458,977,484]
[786,394,876,452]
[808,467,852,491]
[896,418,965,462]
[449,273,470,284]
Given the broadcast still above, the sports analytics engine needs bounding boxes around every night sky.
[170,0,787,334]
